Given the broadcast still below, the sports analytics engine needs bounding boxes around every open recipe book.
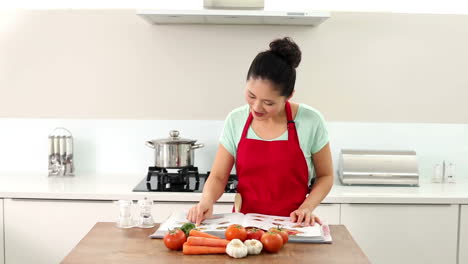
[150,211,332,243]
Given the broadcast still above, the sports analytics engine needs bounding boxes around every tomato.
[269,227,289,244]
[260,232,283,253]
[246,227,265,240]
[225,224,248,241]
[163,228,187,250]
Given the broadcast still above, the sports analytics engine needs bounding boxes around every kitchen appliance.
[48,127,75,176]
[136,9,330,26]
[145,130,204,168]
[204,0,264,10]
[132,167,238,193]
[338,149,419,186]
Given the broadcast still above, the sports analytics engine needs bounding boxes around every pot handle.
[191,143,204,150]
[145,141,155,149]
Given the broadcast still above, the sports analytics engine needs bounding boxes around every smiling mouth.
[253,111,265,117]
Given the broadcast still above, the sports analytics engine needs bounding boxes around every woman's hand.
[187,200,214,226]
[290,206,322,226]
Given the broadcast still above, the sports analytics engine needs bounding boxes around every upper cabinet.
[136,9,330,26]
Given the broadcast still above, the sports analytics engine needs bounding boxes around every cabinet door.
[314,203,340,224]
[4,199,117,264]
[341,204,458,264]
[0,199,4,264]
[460,205,468,264]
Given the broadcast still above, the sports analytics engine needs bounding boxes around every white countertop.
[0,173,467,204]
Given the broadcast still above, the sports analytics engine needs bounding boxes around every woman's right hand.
[187,200,213,226]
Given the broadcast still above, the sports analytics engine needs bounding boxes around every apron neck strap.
[285,101,294,122]
[241,113,254,139]
[285,101,298,142]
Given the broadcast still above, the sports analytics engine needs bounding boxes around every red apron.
[235,101,309,216]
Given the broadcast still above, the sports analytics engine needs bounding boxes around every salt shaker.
[432,163,442,183]
[116,200,134,228]
[137,197,155,228]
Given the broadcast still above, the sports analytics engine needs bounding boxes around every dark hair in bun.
[246,37,302,97]
[269,37,301,68]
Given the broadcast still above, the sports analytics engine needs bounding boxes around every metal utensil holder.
[48,127,75,176]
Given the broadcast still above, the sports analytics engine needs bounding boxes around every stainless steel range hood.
[136,9,330,26]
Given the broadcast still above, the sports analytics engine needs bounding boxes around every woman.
[188,37,334,226]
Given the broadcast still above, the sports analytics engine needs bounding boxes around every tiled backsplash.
[0,118,466,181]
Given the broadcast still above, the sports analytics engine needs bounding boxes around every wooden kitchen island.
[61,223,370,264]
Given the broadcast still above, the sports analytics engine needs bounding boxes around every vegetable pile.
[162,223,289,258]
[163,226,229,255]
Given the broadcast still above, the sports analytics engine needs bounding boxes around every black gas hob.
[132,166,238,193]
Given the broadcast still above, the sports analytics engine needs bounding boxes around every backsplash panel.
[0,118,466,181]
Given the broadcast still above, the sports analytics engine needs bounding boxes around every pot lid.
[152,130,197,144]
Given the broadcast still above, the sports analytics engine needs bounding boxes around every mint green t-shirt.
[219,104,329,179]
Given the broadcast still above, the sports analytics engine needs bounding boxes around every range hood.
[136,9,330,26]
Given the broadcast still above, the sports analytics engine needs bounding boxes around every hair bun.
[269,37,301,68]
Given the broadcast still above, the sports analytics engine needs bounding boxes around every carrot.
[182,243,226,255]
[186,236,229,247]
[189,229,221,239]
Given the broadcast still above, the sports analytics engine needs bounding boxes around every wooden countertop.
[61,223,370,264]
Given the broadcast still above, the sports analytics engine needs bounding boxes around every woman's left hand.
[290,207,322,226]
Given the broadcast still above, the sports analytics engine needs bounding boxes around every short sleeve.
[219,112,237,158]
[310,112,329,154]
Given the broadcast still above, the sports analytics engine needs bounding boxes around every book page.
[151,211,245,238]
[151,211,326,242]
[195,212,244,232]
[243,213,323,238]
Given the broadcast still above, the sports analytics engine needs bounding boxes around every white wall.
[1,9,468,123]
[0,9,467,181]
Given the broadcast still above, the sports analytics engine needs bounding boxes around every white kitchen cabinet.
[2,198,234,264]
[341,204,458,264]
[0,199,4,264]
[314,203,340,225]
[460,205,468,264]
[4,198,117,264]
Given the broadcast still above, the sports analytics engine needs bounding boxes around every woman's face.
[245,78,288,121]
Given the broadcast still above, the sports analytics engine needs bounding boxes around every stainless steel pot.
[145,130,204,168]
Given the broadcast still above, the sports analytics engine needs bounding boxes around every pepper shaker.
[137,197,155,228]
[445,162,456,183]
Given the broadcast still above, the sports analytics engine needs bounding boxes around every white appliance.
[203,0,265,10]
[338,149,419,186]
